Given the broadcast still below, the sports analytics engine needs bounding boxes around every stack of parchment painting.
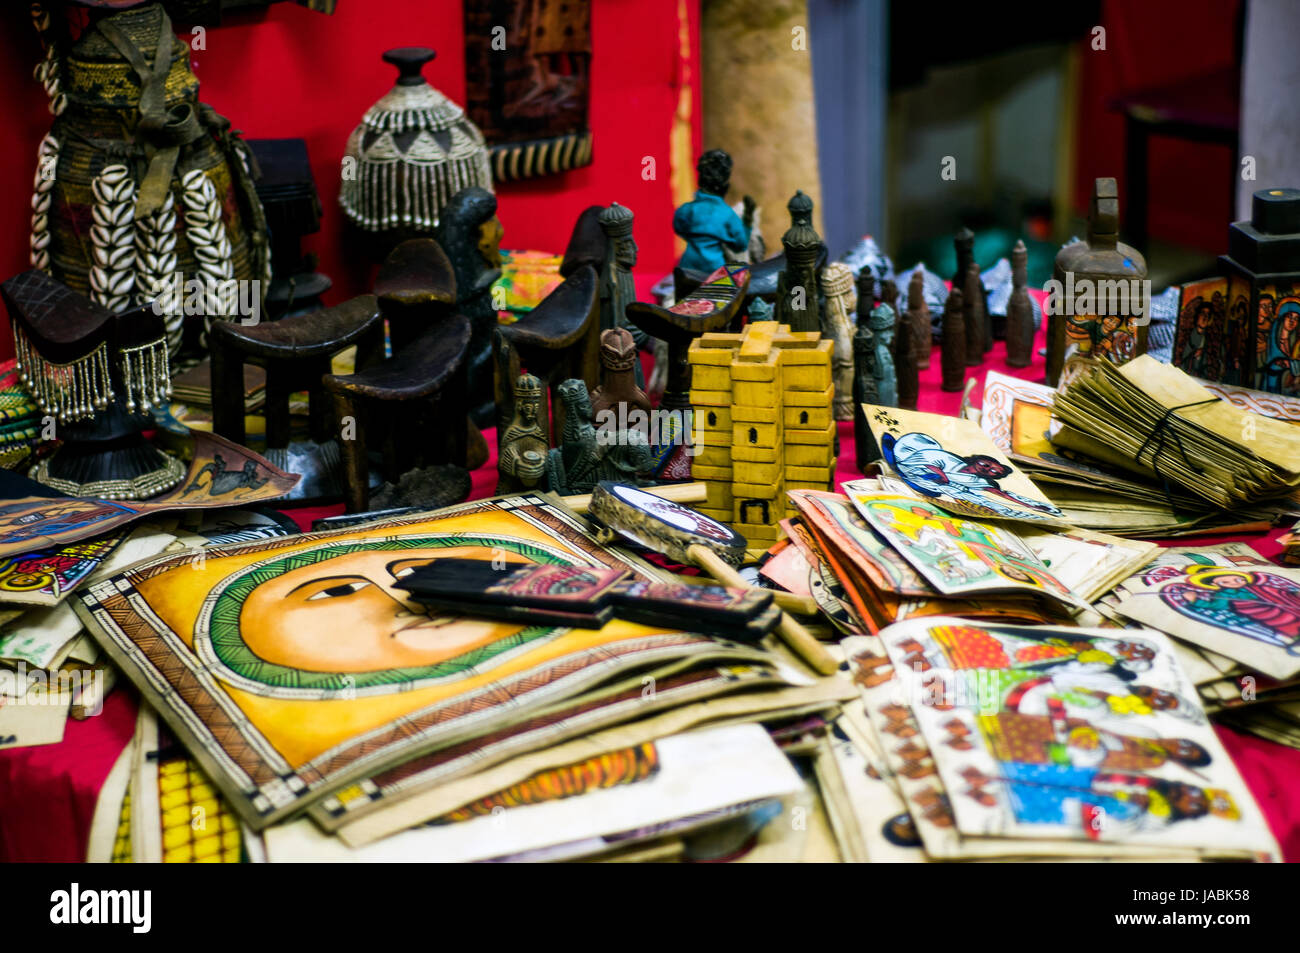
[4,358,1298,861]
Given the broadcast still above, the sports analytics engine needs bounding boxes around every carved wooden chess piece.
[869,303,898,408]
[905,268,931,369]
[941,285,966,392]
[590,327,652,420]
[775,191,822,333]
[497,373,550,493]
[1005,239,1035,368]
[952,227,975,291]
[435,187,503,426]
[895,300,919,411]
[853,314,878,469]
[963,262,986,366]
[819,262,857,421]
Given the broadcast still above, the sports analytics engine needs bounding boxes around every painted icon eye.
[306,580,370,600]
[392,565,417,579]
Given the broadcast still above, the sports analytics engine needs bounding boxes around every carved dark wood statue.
[963,261,987,366]
[497,373,549,493]
[435,186,503,426]
[545,378,651,495]
[1005,239,1035,368]
[880,278,900,359]
[895,299,919,410]
[775,191,822,333]
[853,314,878,470]
[598,203,642,341]
[941,285,966,392]
[905,268,931,370]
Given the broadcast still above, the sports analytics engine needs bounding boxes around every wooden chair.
[492,263,599,448]
[373,238,459,353]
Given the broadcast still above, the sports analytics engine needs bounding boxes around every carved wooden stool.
[208,294,383,500]
[492,264,599,448]
[323,315,472,513]
[373,238,459,353]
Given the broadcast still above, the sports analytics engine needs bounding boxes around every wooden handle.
[562,482,707,515]
[668,571,818,616]
[688,545,838,676]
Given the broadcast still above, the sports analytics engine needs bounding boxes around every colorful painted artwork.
[842,484,1087,614]
[1115,558,1300,681]
[864,405,1067,527]
[73,495,777,830]
[1064,312,1139,366]
[875,618,1277,857]
[0,534,123,606]
[1174,278,1231,382]
[0,431,297,560]
[1260,293,1300,396]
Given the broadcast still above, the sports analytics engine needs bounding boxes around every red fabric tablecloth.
[3,303,1297,862]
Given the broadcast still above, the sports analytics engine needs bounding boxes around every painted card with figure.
[842,483,1088,613]
[876,617,1277,858]
[1114,557,1300,680]
[73,495,780,829]
[863,405,1069,527]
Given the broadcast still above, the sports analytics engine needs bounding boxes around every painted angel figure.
[880,431,1064,519]
[1160,567,1300,655]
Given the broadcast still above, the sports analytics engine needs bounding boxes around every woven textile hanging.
[340,47,493,233]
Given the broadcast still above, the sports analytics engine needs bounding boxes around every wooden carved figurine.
[497,373,550,493]
[905,268,931,369]
[546,378,652,495]
[590,327,652,420]
[775,191,822,333]
[895,300,919,410]
[819,262,857,421]
[853,316,878,469]
[941,285,966,392]
[963,261,986,366]
[869,303,898,408]
[435,187,503,426]
[1005,239,1035,368]
[598,203,644,343]
[952,227,975,291]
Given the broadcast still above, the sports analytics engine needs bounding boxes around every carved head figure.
[697,149,733,197]
[513,373,543,428]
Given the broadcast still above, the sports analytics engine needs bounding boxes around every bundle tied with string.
[341,47,493,233]
[1051,354,1300,510]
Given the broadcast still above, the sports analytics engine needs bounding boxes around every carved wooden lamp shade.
[340,47,493,234]
[3,269,181,500]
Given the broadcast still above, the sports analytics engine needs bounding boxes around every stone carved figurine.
[941,285,966,392]
[546,377,651,495]
[869,303,898,408]
[905,268,931,369]
[673,149,751,274]
[497,373,549,493]
[1005,239,1035,368]
[819,262,857,421]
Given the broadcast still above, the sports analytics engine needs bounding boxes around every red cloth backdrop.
[0,0,703,360]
